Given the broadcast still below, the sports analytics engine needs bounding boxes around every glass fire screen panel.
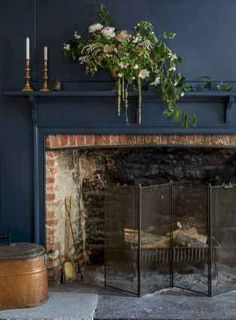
[172,184,209,295]
[140,184,171,295]
[211,185,236,295]
[105,186,139,295]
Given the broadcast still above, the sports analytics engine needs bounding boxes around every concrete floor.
[0,284,236,320]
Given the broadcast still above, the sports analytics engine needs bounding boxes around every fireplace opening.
[45,143,236,296]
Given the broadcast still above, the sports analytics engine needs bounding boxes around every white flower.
[171,54,178,61]
[181,92,185,97]
[138,69,150,79]
[63,43,70,50]
[103,44,115,53]
[89,23,104,33]
[119,62,129,69]
[133,64,139,70]
[151,76,161,86]
[169,66,176,72]
[118,73,123,78]
[74,31,81,40]
[116,30,130,42]
[101,27,115,38]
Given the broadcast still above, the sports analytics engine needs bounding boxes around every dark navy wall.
[1,0,236,242]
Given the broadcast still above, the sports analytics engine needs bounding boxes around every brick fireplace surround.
[45,133,236,281]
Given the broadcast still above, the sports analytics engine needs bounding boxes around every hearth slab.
[95,288,236,320]
[0,285,98,320]
[0,284,236,320]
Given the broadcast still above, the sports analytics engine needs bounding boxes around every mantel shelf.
[4,90,236,125]
[4,90,236,99]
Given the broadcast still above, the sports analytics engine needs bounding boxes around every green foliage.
[201,76,214,91]
[63,4,195,127]
[216,82,232,92]
[163,31,176,40]
[97,3,113,26]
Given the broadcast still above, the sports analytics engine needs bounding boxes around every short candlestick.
[40,59,50,92]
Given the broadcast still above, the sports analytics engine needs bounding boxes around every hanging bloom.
[133,64,139,70]
[169,66,176,72]
[132,34,142,43]
[101,26,116,38]
[74,31,81,40]
[119,62,129,69]
[138,69,150,79]
[151,76,161,86]
[103,44,115,54]
[89,23,104,33]
[116,30,130,42]
[63,43,70,50]
[170,53,178,61]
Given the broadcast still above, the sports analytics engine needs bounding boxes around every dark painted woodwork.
[1,0,236,243]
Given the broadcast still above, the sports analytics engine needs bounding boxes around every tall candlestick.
[44,46,48,61]
[26,37,30,60]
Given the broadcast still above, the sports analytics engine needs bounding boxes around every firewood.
[172,227,198,239]
[124,227,207,249]
[142,237,170,249]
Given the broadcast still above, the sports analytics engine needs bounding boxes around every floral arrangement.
[63,4,195,126]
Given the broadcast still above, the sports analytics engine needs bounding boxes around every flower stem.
[125,85,129,125]
[117,78,121,116]
[122,76,125,102]
[138,77,142,124]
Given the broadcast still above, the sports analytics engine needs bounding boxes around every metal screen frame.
[104,182,236,297]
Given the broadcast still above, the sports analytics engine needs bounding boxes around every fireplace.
[45,134,236,296]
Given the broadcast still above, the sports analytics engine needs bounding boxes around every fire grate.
[104,182,236,297]
[141,247,209,264]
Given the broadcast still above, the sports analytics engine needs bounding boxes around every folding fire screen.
[104,182,236,296]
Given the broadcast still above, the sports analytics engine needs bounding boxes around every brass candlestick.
[22,59,33,92]
[40,59,50,92]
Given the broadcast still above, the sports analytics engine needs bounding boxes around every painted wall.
[1,0,236,242]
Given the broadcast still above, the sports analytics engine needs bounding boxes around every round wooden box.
[0,243,48,309]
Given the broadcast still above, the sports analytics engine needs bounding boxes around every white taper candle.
[26,37,30,60]
[44,46,48,61]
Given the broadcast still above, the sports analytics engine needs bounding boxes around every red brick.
[47,135,60,149]
[144,135,154,144]
[46,151,56,159]
[46,185,56,193]
[95,135,110,145]
[59,135,69,147]
[45,136,52,148]
[46,159,55,167]
[46,228,55,237]
[49,166,58,175]
[109,135,120,145]
[46,177,55,184]
[136,135,145,145]
[119,135,129,145]
[46,211,56,220]
[46,194,55,202]
[46,217,59,227]
[69,135,77,146]
[85,135,95,145]
[75,135,86,146]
